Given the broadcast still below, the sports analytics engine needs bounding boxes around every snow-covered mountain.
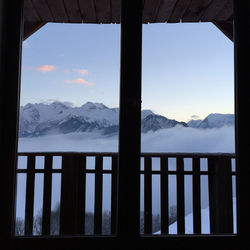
[19,102,234,137]
[141,114,188,133]
[188,113,234,129]
[19,101,188,137]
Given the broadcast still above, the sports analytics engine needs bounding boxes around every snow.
[199,113,234,129]
[187,119,202,128]
[154,197,237,235]
[19,102,235,137]
[20,101,157,128]
[141,109,154,119]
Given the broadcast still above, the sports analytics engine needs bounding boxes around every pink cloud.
[64,78,93,86]
[73,68,88,76]
[63,69,70,74]
[36,65,56,73]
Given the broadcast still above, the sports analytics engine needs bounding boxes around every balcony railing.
[15,152,237,236]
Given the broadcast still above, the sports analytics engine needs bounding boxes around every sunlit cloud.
[190,115,200,120]
[40,99,75,107]
[23,41,30,47]
[63,69,70,74]
[64,78,93,86]
[73,68,88,76]
[36,65,56,73]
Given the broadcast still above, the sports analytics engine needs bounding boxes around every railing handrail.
[17,152,235,158]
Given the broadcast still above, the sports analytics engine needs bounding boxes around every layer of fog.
[18,125,235,153]
[16,126,235,221]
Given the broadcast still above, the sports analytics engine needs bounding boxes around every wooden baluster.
[77,156,86,234]
[111,155,118,234]
[177,157,185,234]
[94,156,103,235]
[42,155,52,235]
[192,157,201,234]
[25,155,35,235]
[208,157,233,234]
[144,157,152,234]
[160,156,169,234]
[60,155,81,234]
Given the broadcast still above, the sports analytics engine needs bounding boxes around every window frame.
[1,0,249,249]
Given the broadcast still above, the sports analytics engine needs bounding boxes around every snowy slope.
[187,119,202,128]
[188,113,234,129]
[154,197,237,235]
[141,114,188,133]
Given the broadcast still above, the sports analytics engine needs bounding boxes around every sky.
[21,22,234,122]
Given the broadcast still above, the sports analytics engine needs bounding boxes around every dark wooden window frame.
[1,0,250,249]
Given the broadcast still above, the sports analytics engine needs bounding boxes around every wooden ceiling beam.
[23,21,46,41]
[155,0,178,22]
[212,21,233,42]
[168,0,192,23]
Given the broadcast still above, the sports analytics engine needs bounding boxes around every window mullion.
[118,0,142,242]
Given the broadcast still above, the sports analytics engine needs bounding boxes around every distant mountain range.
[187,113,234,129]
[18,101,234,137]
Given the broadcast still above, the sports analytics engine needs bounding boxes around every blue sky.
[21,22,233,122]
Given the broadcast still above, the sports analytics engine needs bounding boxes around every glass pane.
[17,14,120,236]
[141,21,234,236]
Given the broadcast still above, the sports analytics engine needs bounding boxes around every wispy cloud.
[36,65,56,73]
[40,99,75,107]
[64,78,93,86]
[73,68,88,76]
[63,69,70,74]
[190,115,200,120]
[23,41,30,48]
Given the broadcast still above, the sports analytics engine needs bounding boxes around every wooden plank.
[156,0,178,22]
[213,21,233,41]
[182,0,212,22]
[77,156,86,234]
[18,152,235,158]
[144,157,152,234]
[63,0,82,23]
[23,21,46,41]
[95,0,111,23]
[78,0,97,23]
[176,157,185,234]
[214,0,233,21]
[42,156,52,235]
[94,156,103,235]
[60,156,79,234]
[208,157,233,233]
[24,0,41,22]
[200,0,228,22]
[111,0,121,23]
[192,157,201,234]
[31,0,54,21]
[168,0,192,23]
[46,0,68,22]
[142,0,162,23]
[160,156,169,234]
[25,155,35,235]
[111,155,118,234]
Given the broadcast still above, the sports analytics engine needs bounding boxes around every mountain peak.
[50,101,71,109]
[81,102,108,110]
[188,113,234,128]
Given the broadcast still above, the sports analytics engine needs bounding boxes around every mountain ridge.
[19,102,234,137]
